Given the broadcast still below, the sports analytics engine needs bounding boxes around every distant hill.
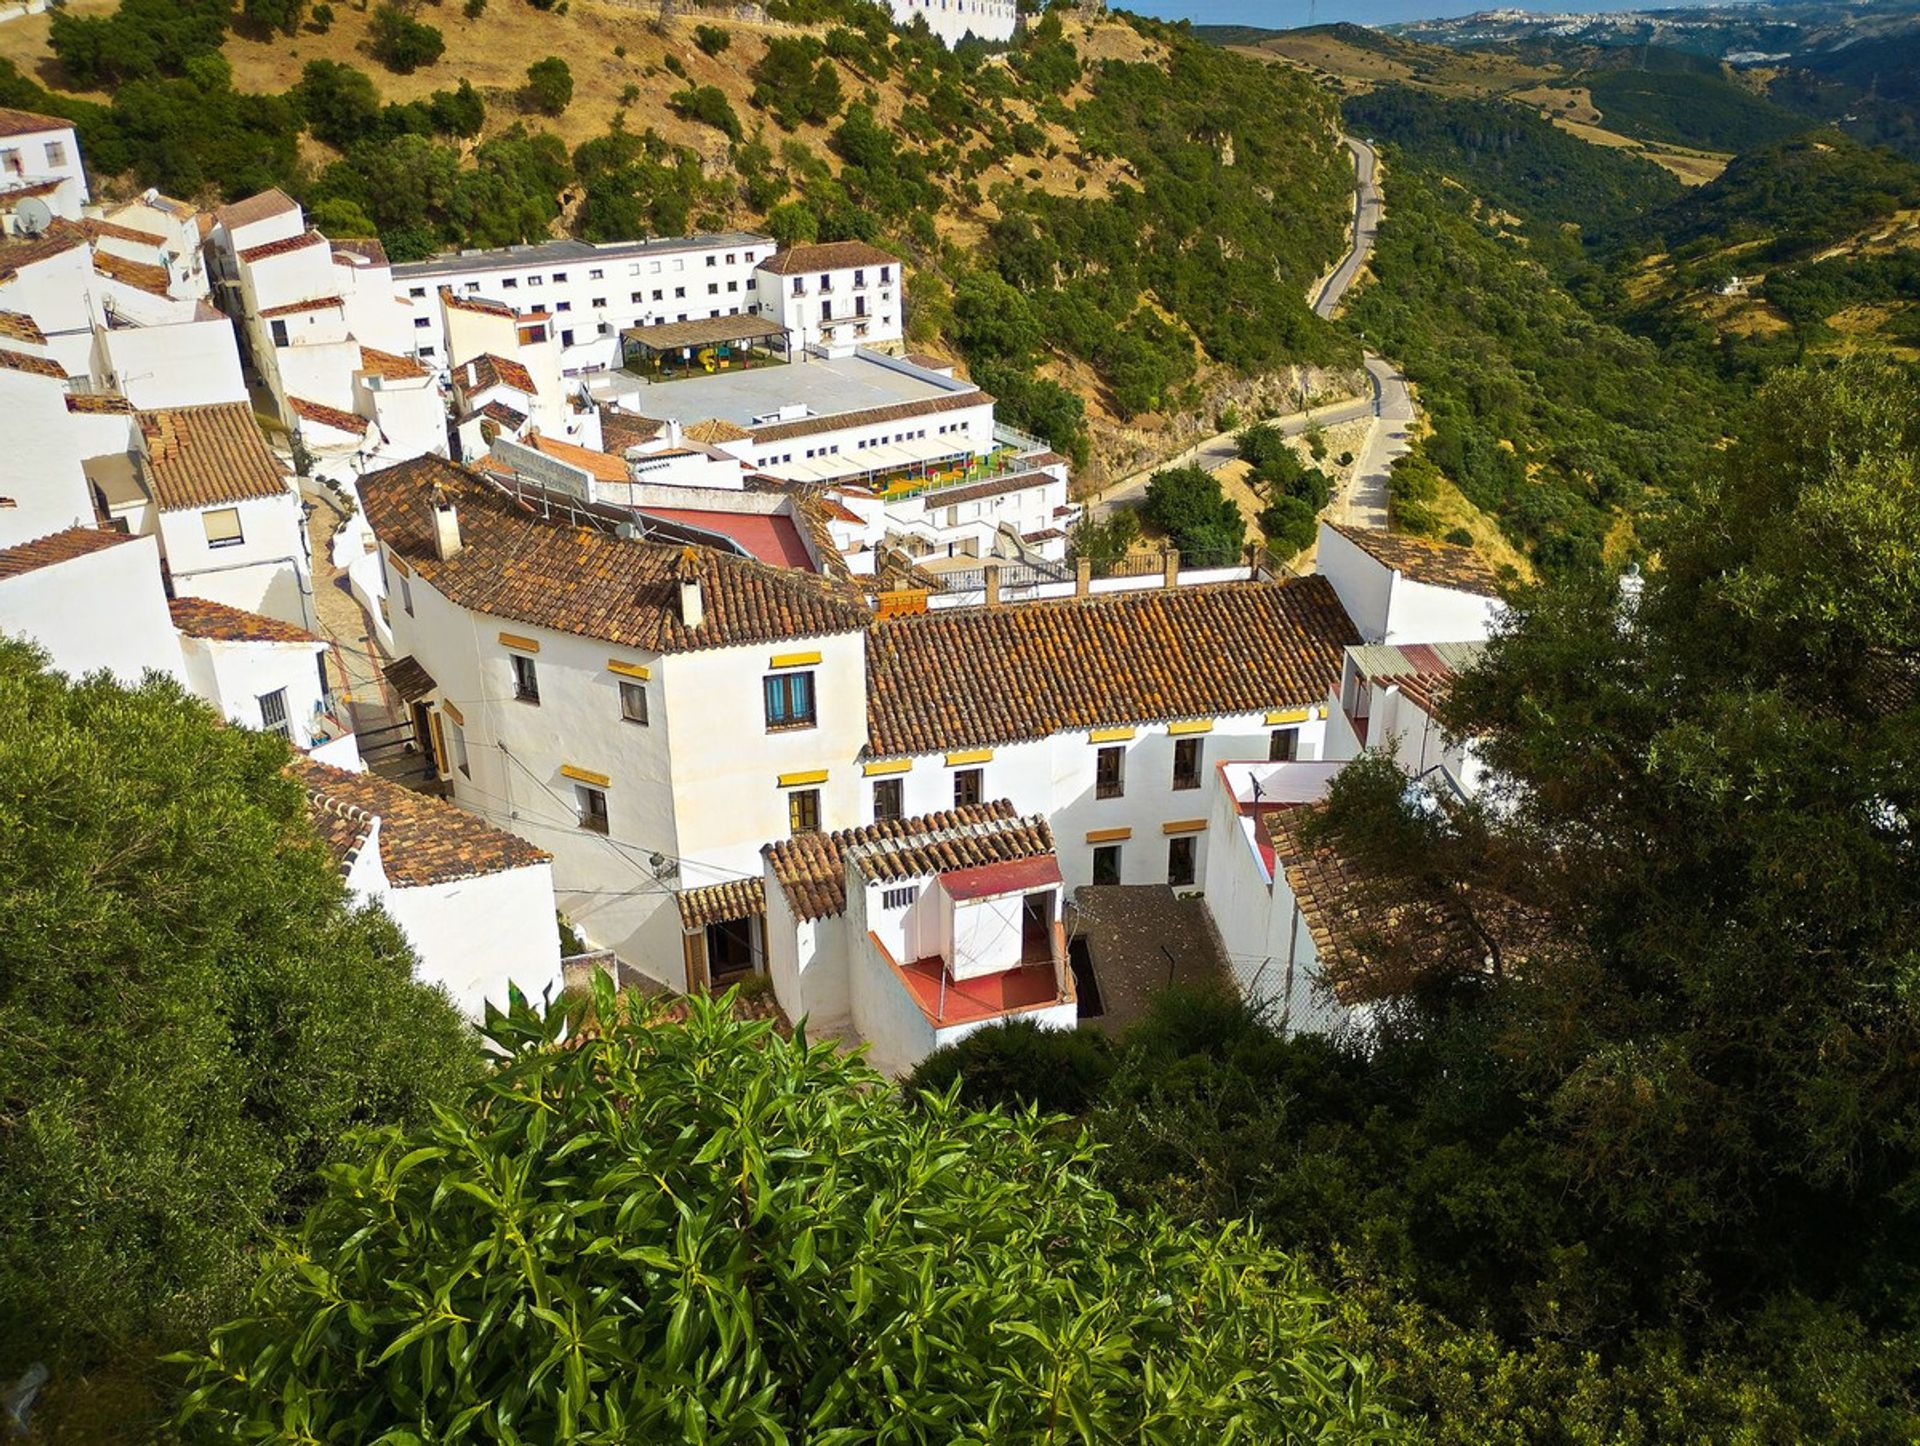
[1581,55,1811,152]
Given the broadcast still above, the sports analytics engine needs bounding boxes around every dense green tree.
[668,84,741,141]
[693,22,730,56]
[1142,464,1245,567]
[907,1018,1117,1115]
[294,58,380,148]
[239,0,304,36]
[0,644,477,1436]
[173,987,1400,1441]
[524,54,572,116]
[368,3,444,74]
[48,0,230,87]
[749,36,844,129]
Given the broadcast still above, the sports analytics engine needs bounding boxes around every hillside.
[0,0,1357,484]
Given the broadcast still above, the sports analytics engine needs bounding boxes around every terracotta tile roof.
[0,346,63,379]
[442,290,515,317]
[765,802,1053,922]
[599,405,665,451]
[0,179,62,202]
[259,294,343,319]
[357,345,428,381]
[528,432,628,484]
[289,395,367,436]
[473,400,527,431]
[91,249,172,297]
[215,188,299,232]
[0,218,87,280]
[359,455,871,655]
[866,577,1358,757]
[1327,523,1502,598]
[901,351,952,371]
[65,392,132,414]
[238,229,325,264]
[751,388,985,445]
[383,654,437,702]
[290,758,551,889]
[683,417,750,444]
[1265,805,1548,1006]
[757,240,898,276]
[83,217,166,246]
[1392,671,1454,716]
[818,497,864,525]
[331,237,389,267]
[0,105,69,139]
[0,525,135,579]
[676,877,766,930]
[927,468,1057,508]
[169,594,321,644]
[137,403,291,512]
[456,353,536,396]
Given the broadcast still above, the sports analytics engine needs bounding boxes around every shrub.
[1142,464,1246,568]
[907,1019,1117,1115]
[309,0,334,26]
[669,84,741,142]
[172,989,1397,1440]
[693,22,730,56]
[524,54,572,115]
[368,3,444,73]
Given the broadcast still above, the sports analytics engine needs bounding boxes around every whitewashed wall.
[384,862,564,1020]
[0,534,184,686]
[156,491,312,628]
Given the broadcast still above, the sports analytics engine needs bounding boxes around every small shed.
[620,314,791,379]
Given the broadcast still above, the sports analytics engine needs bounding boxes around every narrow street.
[1095,133,1411,533]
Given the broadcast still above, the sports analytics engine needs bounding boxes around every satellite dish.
[13,198,53,237]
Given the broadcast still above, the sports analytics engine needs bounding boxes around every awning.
[778,435,972,484]
[384,655,436,703]
[940,855,1064,901]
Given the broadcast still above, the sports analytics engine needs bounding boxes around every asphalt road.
[1094,134,1408,529]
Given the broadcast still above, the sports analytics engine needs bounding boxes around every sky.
[1133,0,1716,28]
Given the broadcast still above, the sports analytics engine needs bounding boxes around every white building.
[1325,638,1489,797]
[752,802,1075,1073]
[86,191,209,300]
[207,190,439,466]
[170,594,352,758]
[131,402,315,628]
[0,526,186,687]
[392,233,772,377]
[753,241,903,354]
[1317,521,1505,645]
[292,757,564,1020]
[888,0,1018,47]
[358,454,873,983]
[0,106,87,226]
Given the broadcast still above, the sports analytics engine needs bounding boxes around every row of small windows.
[405,254,760,300]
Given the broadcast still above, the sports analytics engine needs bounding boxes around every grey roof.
[589,351,977,434]
[393,232,773,281]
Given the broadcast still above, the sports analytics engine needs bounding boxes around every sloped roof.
[766,802,1054,923]
[676,877,766,931]
[0,309,46,345]
[137,403,291,512]
[751,388,983,445]
[289,395,368,437]
[527,432,628,484]
[0,346,62,379]
[259,294,342,319]
[290,757,551,889]
[383,654,437,702]
[215,189,299,232]
[83,217,167,245]
[442,290,515,318]
[169,595,321,644]
[684,417,750,444]
[0,525,135,580]
[757,240,898,276]
[865,577,1358,757]
[0,105,70,139]
[65,392,132,414]
[238,229,326,264]
[456,353,536,396]
[598,405,665,451]
[358,455,870,655]
[1327,523,1502,598]
[0,218,88,281]
[357,345,428,381]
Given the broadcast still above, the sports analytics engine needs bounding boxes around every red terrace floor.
[637,507,815,570]
[898,957,1062,1028]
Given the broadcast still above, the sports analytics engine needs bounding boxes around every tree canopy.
[174,986,1400,1442]
[0,644,477,1434]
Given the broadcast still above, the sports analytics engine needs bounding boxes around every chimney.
[1074,557,1091,597]
[1162,548,1181,589]
[429,483,461,559]
[674,546,704,629]
[984,564,1001,609]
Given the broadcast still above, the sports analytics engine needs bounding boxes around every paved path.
[1093,134,1408,531]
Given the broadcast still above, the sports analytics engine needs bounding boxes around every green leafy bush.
[0,643,477,1434]
[750,36,843,129]
[693,22,730,55]
[524,55,573,115]
[368,3,445,74]
[668,84,739,141]
[1143,465,1246,567]
[173,988,1400,1441]
[906,1019,1117,1114]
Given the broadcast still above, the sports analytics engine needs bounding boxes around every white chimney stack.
[429,483,461,560]
[674,547,704,629]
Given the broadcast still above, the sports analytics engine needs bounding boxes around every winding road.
[1094,134,1409,531]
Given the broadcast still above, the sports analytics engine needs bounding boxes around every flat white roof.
[586,351,978,433]
[781,434,964,482]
